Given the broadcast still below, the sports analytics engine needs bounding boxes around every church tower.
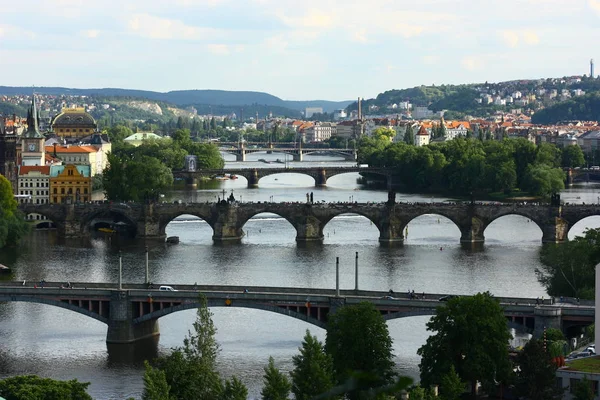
[21,94,45,166]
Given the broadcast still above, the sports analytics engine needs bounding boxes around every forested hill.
[0,87,351,113]
[531,93,600,124]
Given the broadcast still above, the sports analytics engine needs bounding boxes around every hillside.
[0,87,351,113]
[531,92,600,124]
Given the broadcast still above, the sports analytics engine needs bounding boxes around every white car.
[159,285,177,292]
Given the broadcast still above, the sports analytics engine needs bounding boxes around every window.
[570,379,581,394]
[53,197,57,203]
[84,188,88,194]
[61,188,65,194]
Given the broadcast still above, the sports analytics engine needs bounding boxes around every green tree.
[522,163,565,198]
[290,330,336,400]
[220,377,248,400]
[0,375,92,400]
[418,292,512,395]
[143,360,172,400]
[562,145,586,168]
[573,376,594,400]
[149,295,240,400]
[514,339,563,400]
[102,154,173,202]
[439,366,464,400]
[404,125,415,145]
[106,124,133,144]
[538,228,600,299]
[372,126,396,141]
[325,302,396,398]
[261,356,291,400]
[0,174,28,248]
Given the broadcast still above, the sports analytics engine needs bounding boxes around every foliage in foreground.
[418,292,512,394]
[538,228,600,299]
[0,375,92,400]
[514,339,563,400]
[0,173,29,248]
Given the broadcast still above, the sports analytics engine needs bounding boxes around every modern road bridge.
[0,281,592,344]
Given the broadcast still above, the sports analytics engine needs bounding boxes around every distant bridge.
[216,142,357,162]
[17,201,600,244]
[567,168,600,185]
[173,166,391,188]
[0,281,592,344]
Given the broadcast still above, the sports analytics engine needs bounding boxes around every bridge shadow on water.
[106,337,159,367]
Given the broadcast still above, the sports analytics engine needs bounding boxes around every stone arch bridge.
[0,282,592,344]
[17,202,600,244]
[219,146,357,162]
[173,166,392,188]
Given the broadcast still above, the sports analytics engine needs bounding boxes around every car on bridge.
[159,285,177,292]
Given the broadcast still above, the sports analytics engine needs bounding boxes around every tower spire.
[25,93,42,138]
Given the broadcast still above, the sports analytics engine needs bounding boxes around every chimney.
[53,143,57,158]
[357,97,362,120]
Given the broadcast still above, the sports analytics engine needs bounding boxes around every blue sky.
[1,0,599,101]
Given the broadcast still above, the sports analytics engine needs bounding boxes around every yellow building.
[49,164,92,204]
[51,108,97,139]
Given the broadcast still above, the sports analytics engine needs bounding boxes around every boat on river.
[0,264,10,274]
[98,227,116,234]
[275,159,284,164]
[166,236,180,244]
[258,159,272,164]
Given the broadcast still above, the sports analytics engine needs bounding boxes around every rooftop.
[563,356,600,373]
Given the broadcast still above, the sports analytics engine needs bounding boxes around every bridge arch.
[80,209,138,237]
[322,212,381,242]
[0,295,108,325]
[159,212,215,239]
[240,211,298,243]
[133,299,326,329]
[401,213,463,243]
[483,213,543,243]
[254,171,318,187]
[566,215,600,239]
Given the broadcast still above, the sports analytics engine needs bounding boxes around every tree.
[261,356,291,400]
[404,125,415,145]
[143,360,172,400]
[102,154,173,202]
[146,295,246,400]
[0,174,28,248]
[290,330,336,400]
[418,292,512,395]
[106,124,133,144]
[513,339,563,400]
[221,377,248,400]
[522,163,565,198]
[0,375,92,400]
[573,376,594,400]
[537,228,600,299]
[562,145,586,168]
[372,126,396,141]
[325,302,396,398]
[439,366,464,400]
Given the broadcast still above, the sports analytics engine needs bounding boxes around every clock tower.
[21,94,45,167]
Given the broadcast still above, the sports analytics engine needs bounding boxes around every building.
[415,125,430,147]
[17,165,50,205]
[49,164,92,204]
[335,120,364,139]
[333,109,347,121]
[123,132,164,147]
[577,130,600,154]
[0,116,21,192]
[303,122,336,142]
[412,106,434,119]
[51,108,97,139]
[304,107,323,118]
[21,95,46,167]
[45,144,106,176]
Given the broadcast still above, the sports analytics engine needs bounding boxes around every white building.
[333,109,347,121]
[17,165,50,205]
[413,106,434,119]
[304,107,323,118]
[304,122,336,142]
[415,125,430,146]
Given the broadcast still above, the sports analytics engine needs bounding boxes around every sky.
[1,0,599,101]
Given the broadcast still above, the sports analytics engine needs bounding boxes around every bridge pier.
[185,177,197,189]
[532,306,562,338]
[541,217,569,244]
[247,169,259,188]
[379,218,405,245]
[212,204,245,243]
[107,291,160,344]
[137,204,164,239]
[459,218,485,244]
[315,168,327,187]
[235,150,246,162]
[293,153,302,162]
[295,214,324,243]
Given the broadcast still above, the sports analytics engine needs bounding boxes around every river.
[0,153,599,399]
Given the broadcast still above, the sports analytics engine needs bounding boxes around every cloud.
[498,29,540,48]
[353,29,368,44]
[589,0,600,15]
[264,35,289,52]
[0,25,36,40]
[127,13,221,40]
[206,44,230,55]
[461,56,483,71]
[422,55,440,65]
[278,8,333,29]
[84,29,100,39]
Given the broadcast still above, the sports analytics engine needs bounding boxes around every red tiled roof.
[19,166,50,175]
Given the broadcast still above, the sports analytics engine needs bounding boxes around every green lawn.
[565,356,600,373]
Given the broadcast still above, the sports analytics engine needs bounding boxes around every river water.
[1,153,600,400]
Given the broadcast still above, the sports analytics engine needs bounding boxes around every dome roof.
[52,108,96,127]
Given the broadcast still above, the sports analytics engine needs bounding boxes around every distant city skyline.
[1,0,599,101]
